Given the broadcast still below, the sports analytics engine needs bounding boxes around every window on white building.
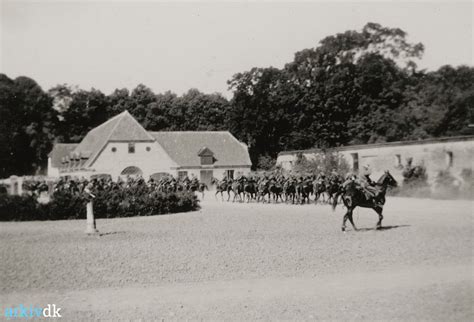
[128,143,135,154]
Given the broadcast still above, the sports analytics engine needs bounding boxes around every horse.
[257,180,270,203]
[268,180,284,203]
[296,179,312,204]
[230,181,245,202]
[243,181,257,203]
[283,180,297,204]
[325,179,343,205]
[333,171,398,232]
[313,179,327,204]
[197,182,208,199]
[211,177,230,201]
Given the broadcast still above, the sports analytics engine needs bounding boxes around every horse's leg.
[374,206,383,229]
[342,209,350,232]
[348,209,358,231]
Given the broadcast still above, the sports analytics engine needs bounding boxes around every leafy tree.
[0,75,56,176]
[57,88,108,142]
[107,88,132,118]
[128,84,157,124]
[228,67,298,166]
[144,91,177,131]
[399,65,474,139]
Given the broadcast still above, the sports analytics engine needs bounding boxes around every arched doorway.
[120,166,143,176]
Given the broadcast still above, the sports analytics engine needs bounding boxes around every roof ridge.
[87,110,125,134]
[82,112,126,167]
[125,112,155,141]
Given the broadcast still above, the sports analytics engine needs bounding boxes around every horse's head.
[379,171,398,188]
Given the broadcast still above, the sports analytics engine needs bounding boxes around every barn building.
[276,136,474,185]
[47,111,252,185]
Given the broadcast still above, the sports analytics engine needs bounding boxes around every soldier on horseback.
[221,172,229,183]
[358,165,381,205]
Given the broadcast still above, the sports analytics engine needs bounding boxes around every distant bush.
[0,195,46,221]
[256,155,276,171]
[0,189,199,221]
[293,151,350,176]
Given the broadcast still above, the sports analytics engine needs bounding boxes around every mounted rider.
[237,173,247,184]
[316,172,326,184]
[221,172,230,185]
[247,175,256,185]
[358,165,380,203]
[329,168,342,184]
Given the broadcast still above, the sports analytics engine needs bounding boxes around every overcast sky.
[1,1,472,97]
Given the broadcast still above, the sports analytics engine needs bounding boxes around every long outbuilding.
[276,136,474,184]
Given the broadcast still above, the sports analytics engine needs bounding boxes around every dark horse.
[333,171,397,232]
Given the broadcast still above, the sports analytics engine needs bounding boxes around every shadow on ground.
[356,225,411,232]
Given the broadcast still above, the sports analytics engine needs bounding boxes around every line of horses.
[211,175,343,205]
[211,171,398,232]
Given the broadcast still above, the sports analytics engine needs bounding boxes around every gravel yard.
[1,196,473,320]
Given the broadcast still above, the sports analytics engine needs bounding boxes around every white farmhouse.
[47,111,252,185]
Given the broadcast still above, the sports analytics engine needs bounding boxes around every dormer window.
[201,156,213,165]
[198,147,215,166]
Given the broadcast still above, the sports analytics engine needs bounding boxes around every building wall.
[177,167,251,185]
[47,158,60,178]
[91,141,178,179]
[277,138,474,185]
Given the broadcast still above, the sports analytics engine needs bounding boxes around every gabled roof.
[48,143,78,168]
[74,110,155,167]
[197,147,214,156]
[149,131,252,168]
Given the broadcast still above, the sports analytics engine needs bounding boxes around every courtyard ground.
[1,196,473,320]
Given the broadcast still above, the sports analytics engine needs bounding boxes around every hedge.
[0,189,199,221]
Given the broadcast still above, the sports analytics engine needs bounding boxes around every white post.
[85,201,99,234]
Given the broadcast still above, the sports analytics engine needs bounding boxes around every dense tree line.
[1,23,473,177]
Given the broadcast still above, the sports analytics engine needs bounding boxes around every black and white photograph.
[1,0,473,320]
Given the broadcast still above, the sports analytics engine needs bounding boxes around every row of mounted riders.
[211,171,397,205]
[212,174,342,204]
[23,175,208,197]
[213,170,399,232]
